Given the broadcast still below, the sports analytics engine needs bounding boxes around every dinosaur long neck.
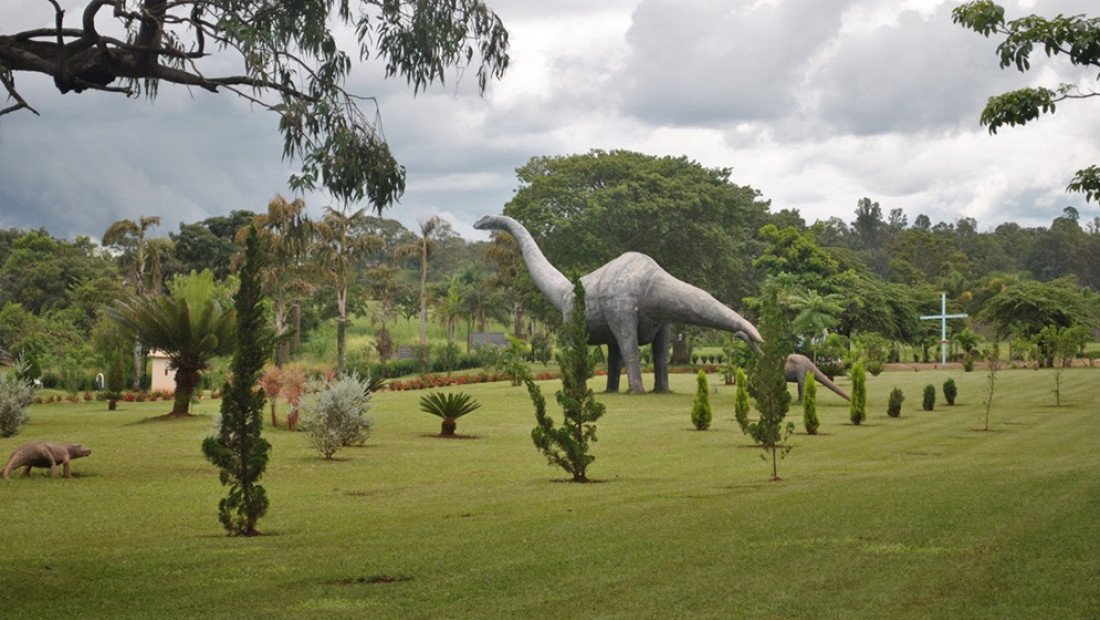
[487,216,573,314]
[650,272,763,345]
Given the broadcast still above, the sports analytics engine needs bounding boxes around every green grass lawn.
[2,367,1098,619]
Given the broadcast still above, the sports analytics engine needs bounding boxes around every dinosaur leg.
[652,324,670,393]
[605,345,623,393]
[22,465,32,477]
[48,454,58,478]
[62,455,73,478]
[611,319,644,394]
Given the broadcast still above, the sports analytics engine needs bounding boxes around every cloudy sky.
[1,0,1098,243]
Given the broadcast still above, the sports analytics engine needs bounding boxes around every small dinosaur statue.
[475,214,763,394]
[786,353,850,403]
[2,442,91,480]
[730,332,850,402]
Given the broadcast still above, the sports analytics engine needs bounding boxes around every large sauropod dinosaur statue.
[786,353,850,402]
[2,441,91,479]
[474,214,763,394]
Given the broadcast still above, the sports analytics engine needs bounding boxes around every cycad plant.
[107,271,236,415]
[419,391,481,436]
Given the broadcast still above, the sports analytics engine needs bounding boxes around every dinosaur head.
[473,214,505,230]
[733,330,764,354]
[68,444,92,458]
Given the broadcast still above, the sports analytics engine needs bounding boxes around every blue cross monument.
[920,292,968,368]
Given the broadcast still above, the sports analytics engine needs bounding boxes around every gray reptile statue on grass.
[475,214,764,394]
[786,353,850,403]
[2,441,91,479]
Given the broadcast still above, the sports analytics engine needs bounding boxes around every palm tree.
[106,274,236,416]
[102,215,163,295]
[393,215,443,346]
[419,391,481,436]
[435,284,465,344]
[102,215,163,390]
[314,207,384,374]
[788,289,844,362]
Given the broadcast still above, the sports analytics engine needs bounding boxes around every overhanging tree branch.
[0,0,509,210]
[954,1,1100,202]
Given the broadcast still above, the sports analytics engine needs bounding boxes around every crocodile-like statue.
[2,442,91,479]
[786,353,850,402]
[475,214,764,394]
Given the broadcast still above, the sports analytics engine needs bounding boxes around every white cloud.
[2,0,1099,244]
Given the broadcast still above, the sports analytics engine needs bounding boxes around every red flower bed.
[386,371,560,392]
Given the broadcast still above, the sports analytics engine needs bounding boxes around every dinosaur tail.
[813,366,851,401]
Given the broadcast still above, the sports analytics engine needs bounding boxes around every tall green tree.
[527,277,604,482]
[977,278,1091,346]
[504,150,771,305]
[202,227,271,536]
[746,287,793,481]
[107,273,236,415]
[1,232,115,314]
[170,212,256,280]
[851,197,885,251]
[1,1,509,210]
[953,2,1100,201]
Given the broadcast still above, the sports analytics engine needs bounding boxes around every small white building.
[148,350,175,393]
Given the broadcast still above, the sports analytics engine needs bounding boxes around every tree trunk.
[337,289,347,375]
[671,335,690,365]
[171,367,201,415]
[274,293,288,369]
[132,339,142,391]
[337,315,346,375]
[292,303,301,357]
[512,298,524,339]
[419,247,428,346]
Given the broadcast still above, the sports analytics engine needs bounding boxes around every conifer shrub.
[528,277,604,482]
[802,373,819,435]
[745,287,793,480]
[849,360,867,425]
[734,367,752,439]
[201,227,270,536]
[922,384,936,411]
[867,360,884,376]
[690,370,712,430]
[943,378,957,406]
[887,387,904,418]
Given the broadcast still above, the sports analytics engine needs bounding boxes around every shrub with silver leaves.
[0,370,36,437]
[297,373,375,459]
